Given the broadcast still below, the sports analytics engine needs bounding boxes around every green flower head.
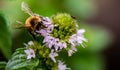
[51,13,77,41]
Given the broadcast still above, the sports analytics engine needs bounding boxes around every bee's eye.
[36,24,40,30]
[35,21,42,30]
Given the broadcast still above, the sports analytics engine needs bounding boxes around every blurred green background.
[0,0,112,70]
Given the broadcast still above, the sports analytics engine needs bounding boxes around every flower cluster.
[6,2,88,70]
[23,14,87,70]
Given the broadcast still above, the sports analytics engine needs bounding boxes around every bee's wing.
[21,2,34,16]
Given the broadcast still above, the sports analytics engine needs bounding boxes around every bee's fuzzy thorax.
[25,16,41,28]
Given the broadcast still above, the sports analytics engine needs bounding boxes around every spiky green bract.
[51,13,77,41]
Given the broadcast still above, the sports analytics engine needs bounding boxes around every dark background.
[87,0,120,70]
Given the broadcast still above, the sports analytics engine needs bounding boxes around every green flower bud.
[51,13,77,41]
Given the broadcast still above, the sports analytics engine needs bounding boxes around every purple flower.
[43,35,68,51]
[53,38,61,51]
[58,60,70,70]
[69,34,77,47]
[68,50,75,56]
[43,17,51,27]
[62,42,67,49]
[59,42,67,49]
[44,36,55,49]
[68,46,77,56]
[49,49,58,63]
[77,29,88,44]
[36,29,49,37]
[77,29,85,35]
[68,29,87,56]
[46,24,54,33]
[24,48,35,59]
[69,29,87,46]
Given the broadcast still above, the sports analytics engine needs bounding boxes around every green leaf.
[0,12,12,59]
[0,61,7,69]
[6,48,39,70]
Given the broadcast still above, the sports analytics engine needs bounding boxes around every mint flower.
[76,29,87,45]
[43,17,52,26]
[49,49,58,63]
[69,29,87,46]
[24,48,35,59]
[68,47,77,56]
[46,24,54,33]
[58,60,70,70]
[60,41,67,49]
[43,35,67,51]
[43,36,55,49]
[68,29,87,56]
[36,29,49,37]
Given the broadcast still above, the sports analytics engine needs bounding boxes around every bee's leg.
[29,30,37,40]
[31,33,37,40]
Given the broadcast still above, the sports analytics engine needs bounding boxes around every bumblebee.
[20,2,47,39]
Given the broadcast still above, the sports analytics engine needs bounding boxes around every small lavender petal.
[55,42,62,51]
[63,42,67,48]
[49,49,58,63]
[68,46,77,56]
[58,60,70,70]
[67,29,87,56]
[46,25,54,33]
[77,29,85,35]
[24,48,35,60]
[43,35,51,43]
[53,38,61,50]
[68,50,74,56]
[44,36,56,49]
[36,29,50,37]
[48,41,53,49]
[43,17,52,27]
[28,41,34,46]
[69,29,87,47]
